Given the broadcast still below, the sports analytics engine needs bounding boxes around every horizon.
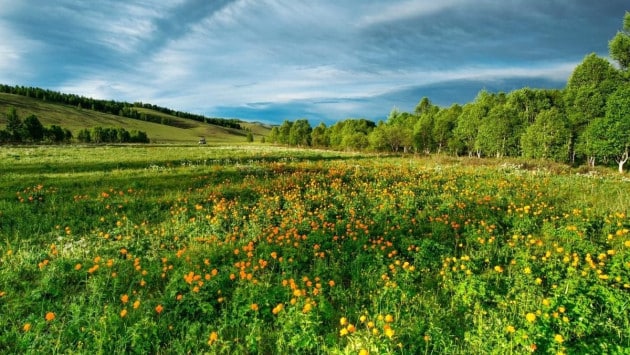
[1,1,627,124]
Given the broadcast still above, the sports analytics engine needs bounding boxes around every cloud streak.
[1,0,627,123]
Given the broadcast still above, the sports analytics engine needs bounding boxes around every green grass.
[0,146,628,354]
[0,93,270,144]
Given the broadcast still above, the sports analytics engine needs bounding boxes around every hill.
[0,92,270,144]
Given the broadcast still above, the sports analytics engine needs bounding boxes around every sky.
[0,1,627,124]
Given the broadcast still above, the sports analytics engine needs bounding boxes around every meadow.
[0,145,629,354]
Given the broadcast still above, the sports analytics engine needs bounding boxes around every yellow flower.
[554,334,564,343]
[359,349,369,355]
[133,300,141,309]
[120,309,128,318]
[525,313,536,323]
[384,325,395,339]
[506,325,516,333]
[385,314,394,323]
[208,331,218,345]
[250,303,259,312]
[121,294,129,304]
[340,328,349,336]
[340,317,348,326]
[23,323,32,332]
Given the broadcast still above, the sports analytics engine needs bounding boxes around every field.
[0,145,629,354]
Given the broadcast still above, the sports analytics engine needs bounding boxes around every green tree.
[278,120,293,145]
[23,114,44,142]
[311,123,329,147]
[288,119,312,146]
[5,107,23,142]
[268,127,280,143]
[521,108,571,161]
[476,101,521,157]
[452,90,496,157]
[246,131,254,143]
[433,104,461,154]
[603,85,630,172]
[564,54,621,162]
[609,11,630,71]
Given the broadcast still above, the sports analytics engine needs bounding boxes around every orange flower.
[121,294,129,304]
[23,323,32,332]
[45,312,56,322]
[208,331,219,345]
[155,304,164,314]
[74,263,82,271]
[133,300,141,309]
[120,309,128,318]
[250,303,259,311]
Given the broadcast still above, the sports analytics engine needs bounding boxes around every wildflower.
[155,304,164,314]
[359,349,369,355]
[525,313,536,323]
[506,325,516,333]
[385,314,394,323]
[74,263,82,271]
[340,317,348,326]
[359,315,367,323]
[120,309,128,318]
[121,294,129,304]
[208,331,218,345]
[23,323,31,332]
[328,280,335,287]
[133,300,141,309]
[45,312,56,322]
[384,325,395,339]
[272,303,284,315]
[346,323,356,333]
[339,328,349,336]
[302,303,312,313]
[554,334,564,343]
[250,303,259,312]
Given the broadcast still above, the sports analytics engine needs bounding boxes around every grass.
[0,146,628,354]
[0,93,270,144]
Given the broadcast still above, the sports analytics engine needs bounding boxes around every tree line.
[0,85,242,130]
[1,107,149,144]
[267,12,630,172]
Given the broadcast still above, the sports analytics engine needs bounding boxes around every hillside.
[0,92,270,144]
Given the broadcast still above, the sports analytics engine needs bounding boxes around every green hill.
[0,92,270,144]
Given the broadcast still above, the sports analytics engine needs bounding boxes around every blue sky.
[0,1,627,124]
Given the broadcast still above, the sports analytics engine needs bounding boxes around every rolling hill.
[0,92,271,144]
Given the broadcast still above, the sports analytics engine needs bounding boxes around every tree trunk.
[617,150,628,173]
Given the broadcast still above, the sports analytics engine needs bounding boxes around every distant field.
[0,145,628,354]
[0,93,270,144]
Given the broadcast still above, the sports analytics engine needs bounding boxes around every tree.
[289,119,312,146]
[564,53,621,162]
[603,85,630,172]
[268,127,279,143]
[521,108,571,161]
[311,123,329,147]
[278,120,293,145]
[23,114,44,142]
[5,107,23,142]
[476,102,521,157]
[452,90,496,157]
[432,104,461,154]
[609,11,630,71]
[246,131,254,143]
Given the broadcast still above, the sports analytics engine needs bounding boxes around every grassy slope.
[0,93,270,144]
